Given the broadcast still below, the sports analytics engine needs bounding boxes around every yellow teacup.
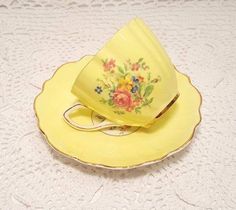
[64,18,179,131]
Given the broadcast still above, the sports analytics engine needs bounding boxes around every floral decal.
[95,58,160,114]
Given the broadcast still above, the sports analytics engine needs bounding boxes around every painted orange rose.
[113,89,132,108]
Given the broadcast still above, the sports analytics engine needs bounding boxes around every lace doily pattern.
[0,0,235,209]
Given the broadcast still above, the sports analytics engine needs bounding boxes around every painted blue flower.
[132,76,139,83]
[95,86,103,94]
[131,85,138,93]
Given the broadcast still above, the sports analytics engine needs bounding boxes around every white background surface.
[0,0,236,209]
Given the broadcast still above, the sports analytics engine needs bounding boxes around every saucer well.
[34,56,201,169]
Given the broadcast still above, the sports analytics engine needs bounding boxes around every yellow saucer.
[34,56,201,169]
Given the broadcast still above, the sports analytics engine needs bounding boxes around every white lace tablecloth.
[0,0,236,209]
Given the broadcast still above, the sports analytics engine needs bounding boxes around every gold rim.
[155,93,179,119]
[33,57,202,170]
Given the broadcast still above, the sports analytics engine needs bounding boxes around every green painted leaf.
[151,78,159,83]
[142,97,153,107]
[138,84,144,95]
[135,107,141,114]
[143,85,154,97]
[124,64,128,72]
[114,110,125,115]
[111,83,115,90]
[99,98,107,104]
[142,99,148,106]
[108,99,114,106]
[138,58,143,63]
[118,66,124,74]
[148,97,153,104]
[102,58,108,64]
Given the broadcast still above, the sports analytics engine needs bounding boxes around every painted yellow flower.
[118,76,133,91]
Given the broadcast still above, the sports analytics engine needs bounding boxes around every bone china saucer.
[34,56,201,169]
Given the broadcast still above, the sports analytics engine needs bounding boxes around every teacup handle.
[63,103,121,131]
